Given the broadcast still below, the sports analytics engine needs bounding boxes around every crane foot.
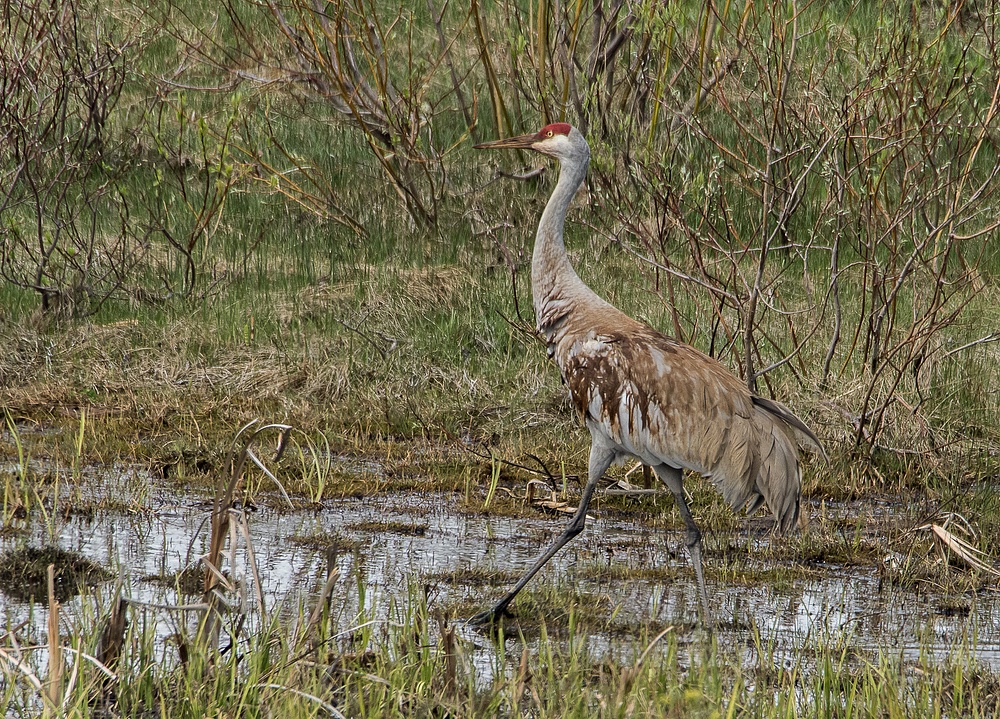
[467,604,512,628]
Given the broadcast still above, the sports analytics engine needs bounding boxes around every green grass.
[5,581,998,718]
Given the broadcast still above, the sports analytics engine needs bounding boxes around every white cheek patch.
[550,134,573,152]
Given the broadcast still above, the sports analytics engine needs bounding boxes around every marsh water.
[3,461,1000,677]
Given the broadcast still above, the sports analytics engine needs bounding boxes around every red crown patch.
[537,122,572,138]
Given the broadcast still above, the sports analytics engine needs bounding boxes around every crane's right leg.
[469,441,616,627]
[654,465,714,627]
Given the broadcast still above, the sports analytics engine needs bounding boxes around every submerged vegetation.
[1,0,1000,715]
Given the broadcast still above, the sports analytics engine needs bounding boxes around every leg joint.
[684,526,701,548]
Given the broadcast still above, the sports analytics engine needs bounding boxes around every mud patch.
[289,531,366,552]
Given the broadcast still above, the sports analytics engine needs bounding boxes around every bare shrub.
[0,0,148,317]
[466,1,1000,462]
[136,95,242,299]
[580,3,1000,456]
[154,0,480,229]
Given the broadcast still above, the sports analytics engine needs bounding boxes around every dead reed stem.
[45,565,61,714]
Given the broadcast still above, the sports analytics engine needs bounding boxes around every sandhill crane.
[472,123,826,626]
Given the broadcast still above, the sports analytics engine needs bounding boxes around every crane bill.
[473,134,539,150]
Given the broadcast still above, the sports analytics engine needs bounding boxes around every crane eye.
[546,130,553,138]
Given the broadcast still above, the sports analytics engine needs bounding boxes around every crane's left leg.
[654,465,713,627]
[469,441,617,627]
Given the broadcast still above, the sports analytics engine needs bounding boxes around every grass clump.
[346,519,429,536]
[288,531,366,553]
[0,546,112,602]
[142,566,213,596]
[424,566,521,587]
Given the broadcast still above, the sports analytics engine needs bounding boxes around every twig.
[0,648,44,692]
[427,0,475,136]
[46,565,61,712]
[258,683,348,718]
[940,331,1000,361]
[462,443,579,484]
[305,549,340,646]
[232,510,267,623]
[497,166,546,181]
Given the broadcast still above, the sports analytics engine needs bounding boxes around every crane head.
[474,123,577,158]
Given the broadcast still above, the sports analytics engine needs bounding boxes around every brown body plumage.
[472,123,824,626]
[552,304,805,532]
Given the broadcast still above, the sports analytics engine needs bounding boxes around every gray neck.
[531,153,589,318]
